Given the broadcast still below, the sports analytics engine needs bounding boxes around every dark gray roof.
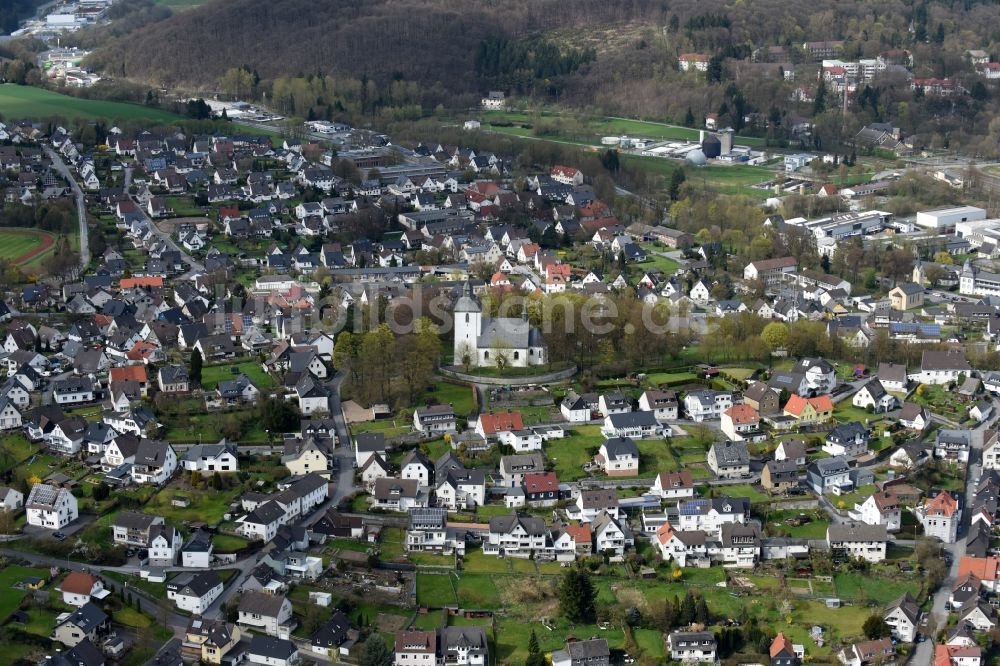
[249,635,297,660]
[60,602,107,632]
[601,437,639,458]
[607,411,658,428]
[827,522,888,542]
[711,441,749,466]
[489,513,546,536]
[169,570,221,597]
[239,591,289,616]
[312,611,351,648]
[113,510,158,530]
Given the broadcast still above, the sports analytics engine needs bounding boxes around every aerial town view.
[8,1,1000,666]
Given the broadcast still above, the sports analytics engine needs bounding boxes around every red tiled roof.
[478,411,524,434]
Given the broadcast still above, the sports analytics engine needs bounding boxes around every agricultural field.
[0,85,182,123]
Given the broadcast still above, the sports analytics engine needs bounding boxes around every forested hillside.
[65,0,1000,156]
[84,0,653,89]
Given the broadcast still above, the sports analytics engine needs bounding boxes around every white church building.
[453,282,547,368]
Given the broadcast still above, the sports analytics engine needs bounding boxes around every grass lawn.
[143,485,242,526]
[619,154,772,197]
[416,573,457,607]
[113,606,153,628]
[0,84,182,123]
[212,534,249,552]
[637,438,680,476]
[351,419,412,438]
[832,401,883,425]
[420,381,475,417]
[21,608,59,636]
[0,433,38,462]
[544,425,603,481]
[162,407,268,443]
[0,565,49,622]
[199,361,274,391]
[833,572,921,605]
[716,484,770,503]
[407,551,454,567]
[645,371,698,386]
[330,537,372,553]
[635,252,680,276]
[455,573,501,608]
[829,484,876,510]
[166,196,206,217]
[462,549,511,574]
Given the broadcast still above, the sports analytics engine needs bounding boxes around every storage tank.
[686,149,707,166]
[701,134,721,159]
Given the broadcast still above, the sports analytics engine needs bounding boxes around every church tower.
[960,258,976,296]
[453,282,482,366]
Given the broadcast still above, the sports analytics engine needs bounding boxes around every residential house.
[183,618,241,665]
[852,378,897,413]
[167,571,224,615]
[806,456,853,495]
[898,402,929,431]
[181,440,238,473]
[824,423,870,460]
[26,483,78,529]
[916,492,961,543]
[935,429,972,463]
[595,437,639,476]
[909,350,972,385]
[638,390,679,421]
[826,522,888,562]
[650,471,695,500]
[60,572,107,607]
[551,639,610,666]
[371,478,425,512]
[878,362,909,391]
[720,404,762,443]
[667,632,717,663]
[131,440,178,485]
[744,383,780,415]
[237,592,295,636]
[884,593,920,643]
[783,394,834,424]
[247,635,299,666]
[707,440,751,479]
[762,460,800,495]
[601,411,662,439]
[413,404,457,433]
[851,491,901,532]
[52,602,108,648]
[775,439,807,466]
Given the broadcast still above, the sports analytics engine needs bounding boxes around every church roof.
[477,317,544,349]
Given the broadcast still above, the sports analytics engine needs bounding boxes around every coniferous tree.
[559,568,596,623]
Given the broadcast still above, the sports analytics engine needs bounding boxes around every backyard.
[199,361,275,391]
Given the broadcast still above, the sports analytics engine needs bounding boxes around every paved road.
[910,400,998,666]
[43,146,90,270]
[326,371,359,505]
[124,167,205,276]
[0,548,190,632]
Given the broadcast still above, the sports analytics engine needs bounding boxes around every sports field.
[0,228,57,266]
[0,84,182,123]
